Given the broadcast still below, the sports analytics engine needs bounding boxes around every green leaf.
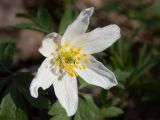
[114,69,130,82]
[74,98,97,120]
[59,5,73,34]
[13,23,36,29]
[48,101,69,120]
[0,42,14,69]
[14,8,53,33]
[0,94,27,120]
[100,106,124,118]
[20,87,50,109]
[4,44,14,66]
[13,23,49,33]
[82,94,99,112]
[37,8,53,33]
[110,39,131,69]
[16,11,37,22]
[22,90,50,109]
[129,46,158,84]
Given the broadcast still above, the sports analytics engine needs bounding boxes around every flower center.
[55,43,88,77]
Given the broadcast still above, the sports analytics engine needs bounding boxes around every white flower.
[30,7,121,116]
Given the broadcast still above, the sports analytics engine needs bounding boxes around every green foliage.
[48,96,99,120]
[75,97,97,120]
[0,43,50,120]
[107,39,159,86]
[37,8,53,32]
[0,70,51,119]
[15,73,50,109]
[59,4,73,34]
[114,69,130,83]
[14,23,49,33]
[81,94,99,112]
[48,94,123,120]
[101,0,160,32]
[0,74,29,120]
[100,106,124,118]
[75,94,103,120]
[59,0,75,34]
[0,41,15,69]
[14,8,53,33]
[75,94,123,120]
[48,102,69,120]
[0,94,28,120]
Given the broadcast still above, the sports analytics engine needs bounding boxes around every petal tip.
[112,79,118,87]
[81,7,94,17]
[110,24,120,32]
[38,47,43,55]
[67,112,75,117]
[110,24,121,38]
[103,24,121,42]
[85,7,94,15]
[86,7,94,12]
[106,77,118,89]
[30,84,39,98]
[66,106,77,117]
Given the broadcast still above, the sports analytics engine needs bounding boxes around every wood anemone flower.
[30,7,121,116]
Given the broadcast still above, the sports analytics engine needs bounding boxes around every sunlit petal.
[74,24,120,54]
[61,7,94,45]
[53,73,78,116]
[75,55,117,89]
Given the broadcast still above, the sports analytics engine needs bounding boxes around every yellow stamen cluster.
[55,43,88,77]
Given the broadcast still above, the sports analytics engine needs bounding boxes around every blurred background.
[0,0,160,120]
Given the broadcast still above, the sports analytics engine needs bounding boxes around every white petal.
[39,32,62,57]
[74,24,121,54]
[75,55,118,89]
[53,73,78,116]
[30,57,58,98]
[61,7,94,45]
